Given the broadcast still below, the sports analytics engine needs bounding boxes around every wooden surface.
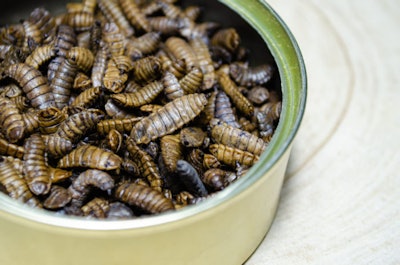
[246,0,400,264]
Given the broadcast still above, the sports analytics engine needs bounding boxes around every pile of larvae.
[0,0,282,219]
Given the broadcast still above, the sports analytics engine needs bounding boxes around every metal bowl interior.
[0,0,307,264]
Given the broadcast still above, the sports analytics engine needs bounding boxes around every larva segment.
[209,144,259,167]
[0,97,25,143]
[57,144,122,171]
[130,93,207,144]
[23,134,51,195]
[115,182,175,214]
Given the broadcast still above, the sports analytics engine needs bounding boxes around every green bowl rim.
[0,0,307,230]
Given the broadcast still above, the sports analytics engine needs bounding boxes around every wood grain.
[246,0,400,264]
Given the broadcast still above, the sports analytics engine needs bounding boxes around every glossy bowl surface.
[0,0,307,264]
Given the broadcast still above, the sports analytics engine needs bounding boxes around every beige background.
[246,0,400,264]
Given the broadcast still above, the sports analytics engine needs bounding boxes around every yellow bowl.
[0,0,307,264]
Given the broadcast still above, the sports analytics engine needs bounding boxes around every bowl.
[0,0,306,264]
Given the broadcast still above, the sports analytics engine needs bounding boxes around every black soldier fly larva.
[0,0,281,219]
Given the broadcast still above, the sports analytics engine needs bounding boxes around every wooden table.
[246,0,400,264]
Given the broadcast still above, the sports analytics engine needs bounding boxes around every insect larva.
[238,116,257,133]
[126,137,163,191]
[255,110,275,141]
[176,160,208,197]
[229,62,275,87]
[147,16,186,36]
[160,134,182,173]
[113,55,134,73]
[180,127,207,148]
[103,59,128,93]
[132,55,162,85]
[180,21,220,43]
[3,156,24,175]
[0,24,24,47]
[104,99,137,119]
[23,134,51,195]
[97,117,141,135]
[126,32,161,55]
[164,36,197,71]
[91,41,108,88]
[210,119,267,156]
[181,6,203,21]
[48,166,73,183]
[88,20,102,54]
[41,134,74,159]
[0,156,42,208]
[180,66,205,95]
[130,93,208,144]
[110,80,164,108]
[62,11,95,32]
[105,129,123,153]
[0,97,25,143]
[246,86,270,105]
[21,111,40,135]
[202,168,230,191]
[119,0,151,33]
[24,44,57,69]
[27,7,56,45]
[52,24,77,58]
[209,144,259,167]
[97,0,134,37]
[43,185,72,209]
[67,46,95,73]
[162,70,185,101]
[107,201,134,219]
[202,154,221,169]
[140,1,162,16]
[259,101,282,122]
[50,57,78,109]
[214,90,240,128]
[73,72,93,91]
[189,37,215,90]
[115,182,175,214]
[121,158,140,177]
[8,96,29,112]
[81,197,110,218]
[218,71,254,117]
[21,20,42,50]
[174,191,195,207]
[55,109,104,143]
[68,169,114,207]
[158,1,182,19]
[186,148,205,177]
[0,83,23,98]
[4,63,55,109]
[57,144,122,171]
[0,138,24,159]
[70,86,102,108]
[158,54,187,79]
[37,106,67,135]
[140,104,163,113]
[211,28,240,53]
[101,22,125,57]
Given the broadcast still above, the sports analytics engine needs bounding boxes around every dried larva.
[0,156,42,208]
[67,46,95,73]
[110,80,164,108]
[68,169,114,207]
[21,111,41,135]
[163,70,185,101]
[82,0,97,14]
[107,201,134,219]
[202,168,228,191]
[158,54,187,79]
[23,134,51,195]
[73,72,93,91]
[115,182,175,214]
[132,56,162,85]
[180,127,207,148]
[55,109,104,143]
[247,86,270,105]
[164,36,197,71]
[229,62,275,87]
[48,166,73,183]
[91,41,108,88]
[214,90,240,128]
[210,119,267,156]
[41,134,74,158]
[160,134,183,173]
[70,86,102,108]
[203,154,221,169]
[119,0,151,33]
[126,137,163,191]
[211,28,240,53]
[121,158,140,177]
[126,32,161,55]
[4,63,55,109]
[176,160,208,197]
[27,7,56,45]
[158,1,182,19]
[57,144,122,171]
[97,0,134,37]
[140,104,163,113]
[52,24,77,58]
[21,20,42,50]
[105,129,123,153]
[0,138,25,159]
[101,22,126,57]
[97,117,142,135]
[43,185,72,209]
[209,144,259,167]
[37,106,67,135]
[147,16,186,36]
[81,197,110,218]
[186,148,205,176]
[259,101,282,122]
[62,11,95,32]
[24,44,57,69]
[174,191,195,207]
[113,55,134,73]
[256,110,275,141]
[179,66,204,95]
[218,71,254,117]
[130,93,207,144]
[104,99,137,119]
[103,58,128,93]
[0,97,25,143]
[189,37,215,90]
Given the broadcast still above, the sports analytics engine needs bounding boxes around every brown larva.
[180,127,207,148]
[101,22,126,57]
[209,143,259,167]
[160,134,183,173]
[23,134,52,196]
[164,36,197,71]
[229,62,275,87]
[103,58,128,93]
[66,46,95,73]
[110,80,164,108]
[97,0,134,37]
[0,137,25,159]
[70,86,102,108]
[81,197,110,218]
[179,66,204,94]
[119,0,151,33]
[4,63,55,109]
[214,90,240,129]
[105,129,123,154]
[96,117,142,135]
[43,185,72,209]
[27,7,56,45]
[115,182,175,214]
[158,54,187,79]
[0,97,25,143]
[130,93,208,144]
[125,32,161,55]
[57,144,122,171]
[48,166,73,183]
[24,44,57,69]
[41,134,74,159]
[91,41,108,88]
[104,99,137,119]
[189,37,215,90]
[147,16,186,36]
[132,55,162,85]
[62,11,95,32]
[0,156,42,208]
[37,106,67,135]
[211,28,240,53]
[162,70,185,101]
